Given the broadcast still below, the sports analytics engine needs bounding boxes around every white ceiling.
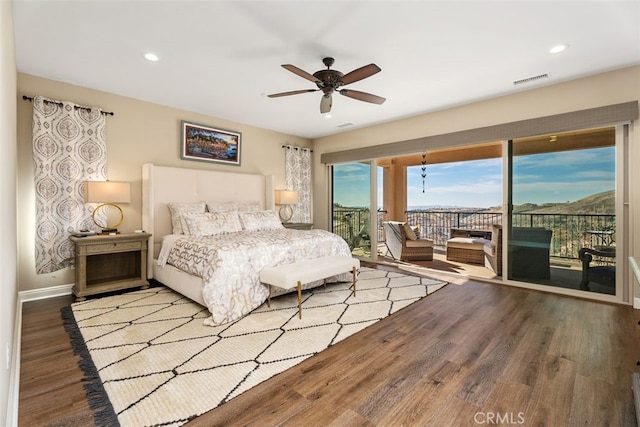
[12,1,640,139]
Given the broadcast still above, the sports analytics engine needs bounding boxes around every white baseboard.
[18,283,73,303]
[634,297,640,309]
[7,284,74,426]
[6,295,22,427]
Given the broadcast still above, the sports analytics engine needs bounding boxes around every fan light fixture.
[84,181,131,234]
[274,189,298,223]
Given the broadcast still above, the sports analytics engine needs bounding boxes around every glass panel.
[405,155,503,276]
[377,166,386,252]
[508,127,616,295]
[331,162,372,258]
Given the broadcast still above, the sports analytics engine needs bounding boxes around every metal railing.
[332,207,615,260]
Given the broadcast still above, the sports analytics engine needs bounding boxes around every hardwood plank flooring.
[18,265,640,426]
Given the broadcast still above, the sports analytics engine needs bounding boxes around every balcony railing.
[332,207,615,260]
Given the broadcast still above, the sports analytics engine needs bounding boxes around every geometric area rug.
[61,267,447,427]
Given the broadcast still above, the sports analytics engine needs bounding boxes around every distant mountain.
[512,190,615,215]
[443,191,615,214]
[354,191,616,215]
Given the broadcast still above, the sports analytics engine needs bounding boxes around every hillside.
[512,190,615,215]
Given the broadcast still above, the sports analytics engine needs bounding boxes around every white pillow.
[237,201,262,212]
[167,202,206,234]
[181,211,242,237]
[206,201,263,213]
[206,201,239,213]
[238,210,284,232]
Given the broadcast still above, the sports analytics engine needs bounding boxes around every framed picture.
[181,121,241,166]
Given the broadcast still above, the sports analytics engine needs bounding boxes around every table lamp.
[274,189,298,223]
[84,181,131,234]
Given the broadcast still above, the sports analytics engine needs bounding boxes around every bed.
[141,163,352,326]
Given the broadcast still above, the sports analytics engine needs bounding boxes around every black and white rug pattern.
[62,267,447,426]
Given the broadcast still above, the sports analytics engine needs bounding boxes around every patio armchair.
[483,224,503,275]
[578,247,615,291]
[508,227,553,280]
[382,221,434,261]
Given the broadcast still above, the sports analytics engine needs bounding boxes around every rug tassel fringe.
[61,306,120,427]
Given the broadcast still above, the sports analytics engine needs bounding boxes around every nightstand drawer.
[83,240,142,255]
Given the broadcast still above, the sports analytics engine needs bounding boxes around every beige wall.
[312,65,639,301]
[1,1,18,423]
[16,74,311,291]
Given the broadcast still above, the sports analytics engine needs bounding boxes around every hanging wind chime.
[421,151,427,193]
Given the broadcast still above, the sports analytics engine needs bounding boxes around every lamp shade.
[274,189,298,205]
[84,181,131,204]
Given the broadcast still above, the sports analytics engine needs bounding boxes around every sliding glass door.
[331,162,374,258]
[507,127,616,295]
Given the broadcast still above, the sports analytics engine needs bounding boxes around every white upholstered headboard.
[142,163,274,278]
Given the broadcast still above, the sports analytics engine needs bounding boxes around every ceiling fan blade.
[282,64,322,84]
[339,89,386,105]
[268,89,319,98]
[320,94,332,114]
[340,63,381,86]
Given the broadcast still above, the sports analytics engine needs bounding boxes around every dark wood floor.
[19,264,640,426]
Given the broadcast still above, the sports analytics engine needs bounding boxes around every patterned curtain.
[284,145,312,223]
[32,96,107,274]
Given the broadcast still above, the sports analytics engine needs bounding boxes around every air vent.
[513,73,550,85]
[337,122,354,128]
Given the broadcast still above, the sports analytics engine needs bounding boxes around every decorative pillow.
[237,201,262,212]
[181,211,242,237]
[167,202,206,234]
[238,210,284,232]
[206,201,239,213]
[206,201,263,213]
[404,223,421,240]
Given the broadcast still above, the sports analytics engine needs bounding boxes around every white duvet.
[157,229,352,325]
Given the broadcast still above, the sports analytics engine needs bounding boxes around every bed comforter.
[157,228,352,325]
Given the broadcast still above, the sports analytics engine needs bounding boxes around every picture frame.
[181,121,241,166]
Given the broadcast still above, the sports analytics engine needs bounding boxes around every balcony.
[404,210,615,260]
[332,208,615,294]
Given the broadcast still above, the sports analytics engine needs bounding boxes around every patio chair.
[579,247,615,291]
[483,224,503,275]
[382,221,434,261]
[509,227,553,280]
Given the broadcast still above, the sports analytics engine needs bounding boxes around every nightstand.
[70,232,151,301]
[283,222,313,230]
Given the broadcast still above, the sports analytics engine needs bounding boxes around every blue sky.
[332,146,615,209]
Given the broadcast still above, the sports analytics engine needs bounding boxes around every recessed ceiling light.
[143,52,159,62]
[324,114,332,119]
[549,44,568,54]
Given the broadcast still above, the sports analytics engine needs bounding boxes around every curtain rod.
[22,95,114,116]
[282,145,313,152]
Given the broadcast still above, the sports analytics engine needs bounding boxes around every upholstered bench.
[446,237,491,264]
[260,255,360,319]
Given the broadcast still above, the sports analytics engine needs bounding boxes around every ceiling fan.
[268,57,386,114]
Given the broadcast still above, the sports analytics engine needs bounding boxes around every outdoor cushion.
[446,237,490,250]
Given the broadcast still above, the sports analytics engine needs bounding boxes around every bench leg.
[297,281,302,319]
[267,285,271,308]
[351,266,357,297]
